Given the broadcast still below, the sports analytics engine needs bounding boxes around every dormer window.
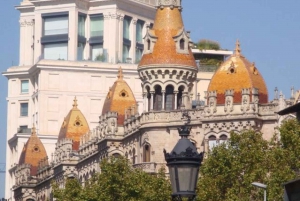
[147,39,150,51]
[180,39,185,50]
[173,29,190,54]
[143,29,157,54]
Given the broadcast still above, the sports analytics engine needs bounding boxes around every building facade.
[4,0,297,200]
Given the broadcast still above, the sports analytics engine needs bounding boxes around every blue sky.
[1,0,300,198]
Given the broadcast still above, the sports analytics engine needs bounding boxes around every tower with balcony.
[138,0,198,112]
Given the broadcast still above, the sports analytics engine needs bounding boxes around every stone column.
[68,8,77,61]
[143,93,147,112]
[146,94,149,112]
[204,139,209,153]
[174,91,178,110]
[162,90,165,110]
[131,18,137,63]
[150,91,154,111]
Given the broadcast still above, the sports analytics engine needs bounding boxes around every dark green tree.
[197,128,298,201]
[52,156,171,201]
[197,39,220,50]
[52,177,83,201]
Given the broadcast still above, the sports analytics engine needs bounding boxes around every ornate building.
[4,0,298,200]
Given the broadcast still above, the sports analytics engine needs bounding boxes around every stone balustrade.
[258,104,277,116]
[124,109,203,135]
[132,162,165,173]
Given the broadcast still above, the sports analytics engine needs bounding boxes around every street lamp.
[252,182,267,201]
[164,126,204,201]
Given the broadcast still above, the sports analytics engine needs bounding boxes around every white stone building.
[7,0,293,200]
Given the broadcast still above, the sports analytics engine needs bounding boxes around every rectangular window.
[20,103,28,117]
[135,48,143,63]
[44,43,68,60]
[77,42,85,61]
[78,15,86,37]
[91,44,105,61]
[90,15,103,37]
[21,80,29,93]
[136,20,144,43]
[123,44,131,63]
[44,16,68,36]
[123,17,131,40]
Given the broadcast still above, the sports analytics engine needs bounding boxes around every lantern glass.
[178,166,198,192]
[169,166,177,193]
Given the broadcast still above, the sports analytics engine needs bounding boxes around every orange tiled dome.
[138,6,197,68]
[208,41,268,104]
[19,125,48,176]
[58,97,90,150]
[102,67,137,125]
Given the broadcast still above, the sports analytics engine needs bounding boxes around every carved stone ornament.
[19,19,35,27]
[224,90,234,113]
[224,97,233,113]
[157,0,182,8]
[206,91,217,114]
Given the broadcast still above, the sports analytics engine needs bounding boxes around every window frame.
[20,102,29,117]
[41,12,69,60]
[20,80,29,94]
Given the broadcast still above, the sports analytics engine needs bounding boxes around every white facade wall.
[5,0,156,199]
[4,0,231,199]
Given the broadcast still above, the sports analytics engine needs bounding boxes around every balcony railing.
[17,128,31,133]
[198,64,219,72]
[133,162,165,173]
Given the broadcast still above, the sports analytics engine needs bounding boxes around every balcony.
[133,162,164,173]
[198,64,219,72]
[17,127,31,133]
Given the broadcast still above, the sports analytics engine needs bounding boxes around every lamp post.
[164,125,204,201]
[252,182,267,201]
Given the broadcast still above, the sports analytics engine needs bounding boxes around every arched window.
[219,135,228,144]
[165,85,174,110]
[180,38,185,50]
[147,39,150,51]
[143,144,151,162]
[154,85,162,111]
[208,135,217,150]
[132,148,136,164]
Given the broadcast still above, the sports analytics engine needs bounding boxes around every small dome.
[58,97,90,150]
[102,67,137,125]
[138,6,197,69]
[208,40,268,104]
[18,125,48,176]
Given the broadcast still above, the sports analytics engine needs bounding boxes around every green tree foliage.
[197,128,298,201]
[52,177,83,201]
[197,39,220,50]
[280,119,300,170]
[52,157,171,201]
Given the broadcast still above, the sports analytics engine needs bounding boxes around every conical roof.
[58,97,90,150]
[102,67,137,125]
[208,40,268,104]
[138,1,197,69]
[18,125,48,176]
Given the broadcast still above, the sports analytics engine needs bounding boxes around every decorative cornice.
[156,0,182,9]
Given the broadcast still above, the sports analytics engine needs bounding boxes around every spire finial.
[235,39,241,56]
[73,97,78,109]
[32,124,37,136]
[291,86,295,98]
[118,67,124,80]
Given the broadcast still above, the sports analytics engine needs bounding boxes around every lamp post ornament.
[164,110,204,201]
